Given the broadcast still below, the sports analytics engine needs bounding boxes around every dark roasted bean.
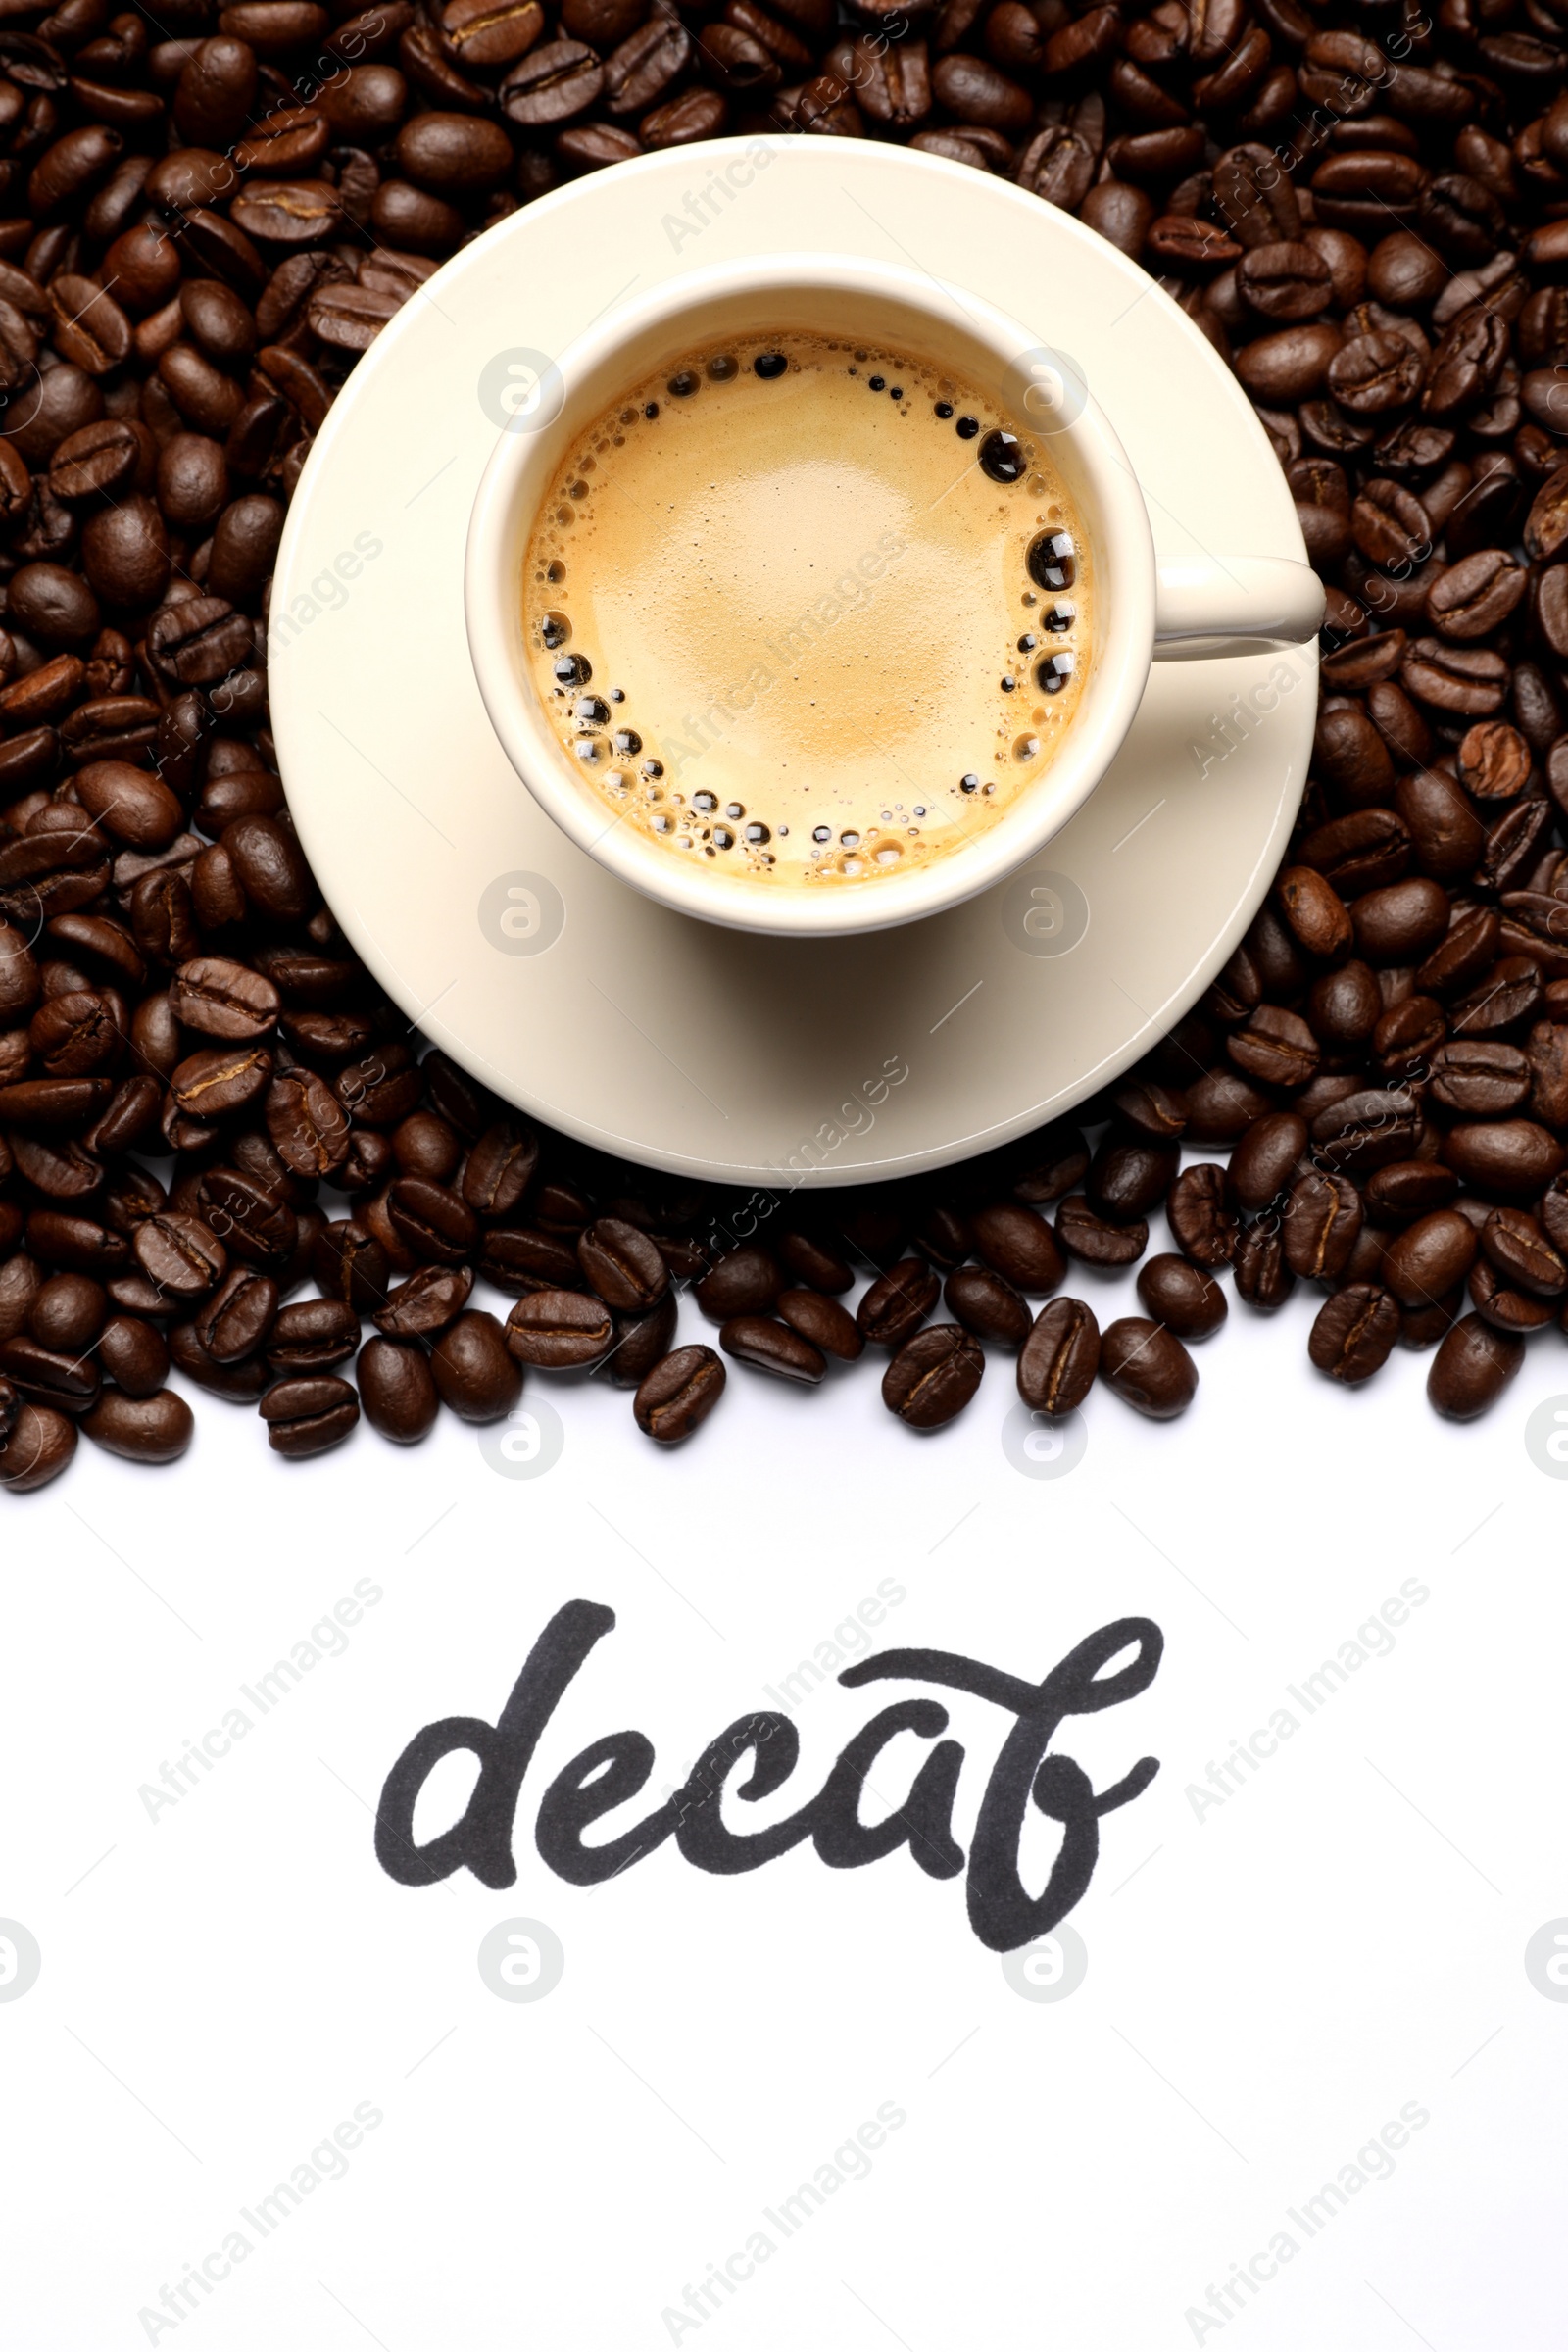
[603,1294,678,1388]
[1054,1195,1149,1267]
[81,1388,193,1462]
[771,1287,858,1359]
[577,1213,667,1309]
[720,1314,825,1384]
[429,1309,520,1421]
[1016,1297,1099,1414]
[944,1265,1029,1347]
[1308,1282,1400,1383]
[695,1247,783,1320]
[858,1256,940,1348]
[1099,1317,1197,1417]
[1283,1171,1364,1281]
[1235,1221,1295,1311]
[1427,1313,1522,1418]
[505,1288,612,1367]
[0,1400,77,1490]
[881,1323,983,1429]
[635,1343,724,1441]
[357,1338,439,1444]
[1137,1253,1226,1340]
[261,1372,359,1457]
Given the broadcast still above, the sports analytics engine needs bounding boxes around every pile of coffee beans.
[2,0,1568,1487]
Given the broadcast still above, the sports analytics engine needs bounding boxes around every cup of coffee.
[466,252,1323,940]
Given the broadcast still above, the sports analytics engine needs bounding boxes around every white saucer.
[270,137,1315,1189]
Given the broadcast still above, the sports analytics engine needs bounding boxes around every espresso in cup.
[520,333,1089,889]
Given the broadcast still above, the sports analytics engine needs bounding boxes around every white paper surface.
[4,1228,1565,2352]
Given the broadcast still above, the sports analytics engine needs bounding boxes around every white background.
[4,1200,1566,2352]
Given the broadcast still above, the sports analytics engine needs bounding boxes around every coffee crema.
[521,334,1091,887]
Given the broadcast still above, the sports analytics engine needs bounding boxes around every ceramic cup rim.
[465,250,1158,940]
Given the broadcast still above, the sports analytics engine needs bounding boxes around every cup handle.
[1152,556,1325,662]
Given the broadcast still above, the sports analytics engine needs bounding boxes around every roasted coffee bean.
[1137,1253,1226,1340]
[775,1228,854,1293]
[462,1119,539,1217]
[1189,1072,1278,1143]
[505,1288,613,1367]
[1428,1040,1530,1116]
[81,1388,194,1462]
[479,1224,580,1293]
[261,1373,360,1457]
[881,1323,983,1429]
[1427,1312,1523,1418]
[374,1263,473,1339]
[858,1256,940,1348]
[27,1273,106,1352]
[1469,1256,1556,1333]
[1099,1317,1197,1417]
[1111,1079,1188,1142]
[1283,1171,1363,1280]
[577,1213,667,1310]
[720,1314,826,1384]
[635,1343,724,1441]
[1381,1208,1479,1306]
[357,1338,439,1444]
[387,1176,479,1265]
[0,1400,77,1490]
[0,1335,102,1413]
[968,1202,1064,1293]
[1054,1195,1149,1267]
[311,1217,387,1312]
[429,1309,520,1421]
[167,956,280,1042]
[1228,1112,1308,1212]
[192,1264,277,1361]
[1088,1135,1180,1222]
[1310,1087,1422,1174]
[96,1314,169,1396]
[1307,1282,1401,1383]
[775,1288,861,1359]
[1166,1163,1240,1267]
[695,1247,783,1319]
[944,1266,1030,1347]
[267,1298,360,1373]
[600,1293,676,1388]
[1443,1119,1564,1200]
[1234,1221,1296,1311]
[133,1210,225,1299]
[1016,1297,1099,1414]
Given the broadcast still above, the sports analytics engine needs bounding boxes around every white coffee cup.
[466,252,1323,941]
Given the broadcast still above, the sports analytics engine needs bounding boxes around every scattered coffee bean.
[1099,1319,1197,1418]
[1428,1313,1524,1419]
[357,1338,439,1444]
[775,1290,862,1360]
[80,1389,194,1463]
[882,1324,984,1429]
[1136,1254,1226,1341]
[944,1267,1030,1348]
[858,1257,940,1348]
[1307,1284,1401,1384]
[260,1374,361,1457]
[429,1311,522,1421]
[505,1289,613,1368]
[634,1345,725,1442]
[719,1315,826,1384]
[1017,1298,1099,1414]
